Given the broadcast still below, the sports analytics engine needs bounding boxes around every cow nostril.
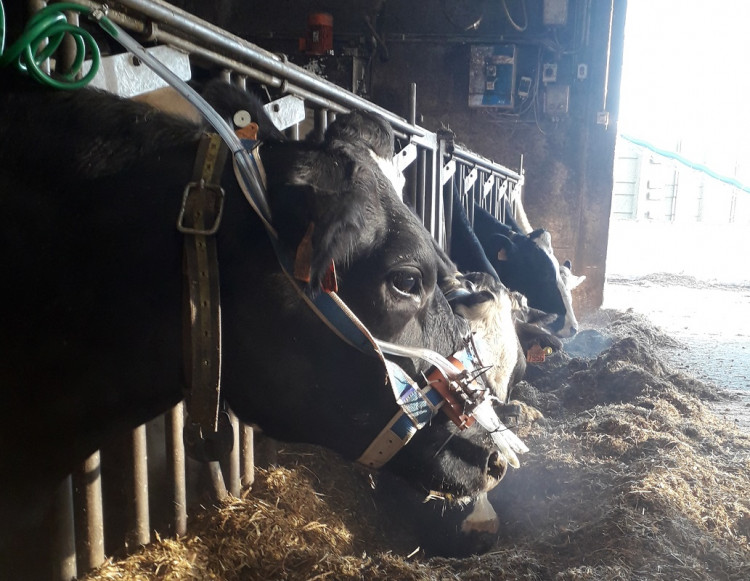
[570,326,578,336]
[485,450,508,484]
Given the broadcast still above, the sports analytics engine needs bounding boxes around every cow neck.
[178,133,230,455]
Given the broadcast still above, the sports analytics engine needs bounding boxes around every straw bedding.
[85,310,750,580]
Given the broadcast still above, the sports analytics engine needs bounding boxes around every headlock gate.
[21,1,524,578]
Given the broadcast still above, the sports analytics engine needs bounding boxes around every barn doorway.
[603,0,750,417]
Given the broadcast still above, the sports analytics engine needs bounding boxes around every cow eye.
[390,270,422,296]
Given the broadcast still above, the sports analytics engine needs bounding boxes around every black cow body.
[0,80,510,561]
[450,189,580,337]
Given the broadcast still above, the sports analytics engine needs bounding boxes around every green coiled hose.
[0,1,101,89]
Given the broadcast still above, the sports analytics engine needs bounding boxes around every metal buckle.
[176,180,225,235]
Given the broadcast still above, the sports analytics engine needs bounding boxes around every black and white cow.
[0,78,521,564]
[450,189,580,338]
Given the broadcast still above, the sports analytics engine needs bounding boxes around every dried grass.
[84,310,750,580]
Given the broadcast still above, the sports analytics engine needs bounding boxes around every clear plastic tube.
[375,339,462,378]
[97,14,272,221]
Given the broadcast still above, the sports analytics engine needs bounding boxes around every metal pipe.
[154,30,348,113]
[416,149,427,222]
[165,403,187,536]
[73,451,105,573]
[241,424,255,487]
[208,460,228,501]
[53,476,77,581]
[228,410,241,497]
[407,83,418,209]
[314,108,328,142]
[59,10,81,75]
[70,0,349,113]
[285,123,300,141]
[452,145,521,181]
[131,424,150,546]
[108,0,423,135]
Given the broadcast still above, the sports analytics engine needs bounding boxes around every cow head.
[221,109,522,500]
[447,272,524,403]
[485,226,579,338]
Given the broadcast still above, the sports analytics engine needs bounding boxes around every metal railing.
[35,1,525,578]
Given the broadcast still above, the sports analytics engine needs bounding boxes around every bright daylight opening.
[603,0,750,397]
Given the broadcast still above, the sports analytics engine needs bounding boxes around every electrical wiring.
[501,0,528,33]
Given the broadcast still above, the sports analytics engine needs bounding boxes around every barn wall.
[179,0,627,313]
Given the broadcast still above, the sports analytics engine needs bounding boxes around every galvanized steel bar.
[131,424,151,546]
[285,123,300,140]
[208,460,228,500]
[451,145,521,182]
[53,476,77,581]
[73,451,105,572]
[241,424,255,487]
[416,149,427,224]
[313,108,328,142]
[108,0,424,135]
[165,403,187,536]
[228,411,241,497]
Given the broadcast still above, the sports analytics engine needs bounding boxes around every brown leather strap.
[180,133,228,432]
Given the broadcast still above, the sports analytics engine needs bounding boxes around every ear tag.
[294,222,315,283]
[322,260,338,293]
[236,122,259,140]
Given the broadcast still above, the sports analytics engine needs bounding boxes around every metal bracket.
[394,143,418,172]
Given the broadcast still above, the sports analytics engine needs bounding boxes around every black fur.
[0,80,508,572]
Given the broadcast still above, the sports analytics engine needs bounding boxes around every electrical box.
[543,0,568,26]
[469,45,516,109]
[543,84,570,117]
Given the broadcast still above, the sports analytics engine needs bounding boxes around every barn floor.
[604,273,750,432]
[83,292,750,581]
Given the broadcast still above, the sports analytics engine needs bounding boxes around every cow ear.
[529,229,553,253]
[489,233,514,262]
[267,149,379,289]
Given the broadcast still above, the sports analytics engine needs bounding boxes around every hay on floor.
[85,310,750,580]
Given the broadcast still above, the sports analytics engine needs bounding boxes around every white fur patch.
[531,235,580,338]
[370,151,406,199]
[454,286,518,402]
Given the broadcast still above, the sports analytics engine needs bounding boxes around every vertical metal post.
[228,411,241,497]
[73,451,105,574]
[233,74,247,90]
[430,141,444,244]
[58,10,80,75]
[416,149,427,222]
[131,425,150,547]
[406,83,419,210]
[53,476,77,581]
[208,461,228,500]
[314,108,328,141]
[165,402,187,536]
[241,424,255,487]
[28,1,51,75]
[285,123,300,141]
